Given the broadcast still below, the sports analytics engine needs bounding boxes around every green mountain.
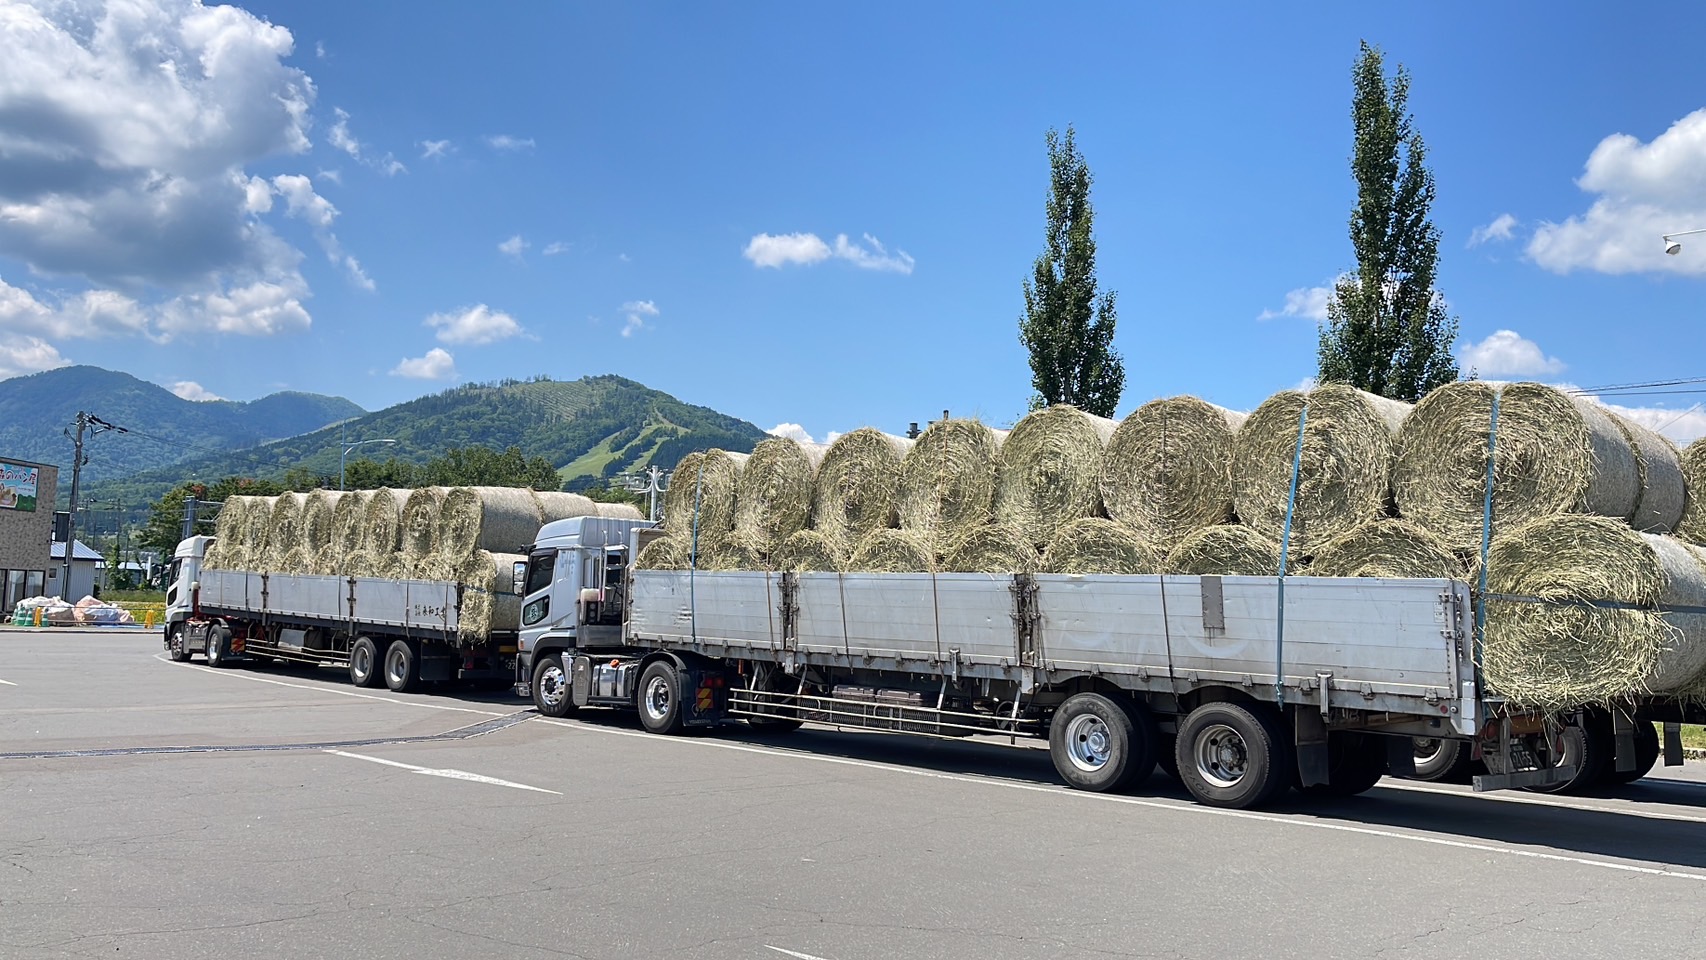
[93,374,769,504]
[0,366,364,492]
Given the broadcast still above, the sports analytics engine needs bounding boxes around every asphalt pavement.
[3,627,1705,960]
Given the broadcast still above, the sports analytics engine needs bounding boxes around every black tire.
[637,660,686,735]
[1606,720,1660,786]
[382,639,420,693]
[165,625,190,662]
[348,636,382,688]
[1410,737,1474,783]
[1175,701,1293,809]
[205,625,231,668]
[1302,732,1388,798]
[1528,714,1612,794]
[1048,693,1155,793]
[531,654,578,718]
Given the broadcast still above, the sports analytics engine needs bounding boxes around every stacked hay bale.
[996,405,1117,548]
[440,487,542,555]
[662,449,749,551]
[1042,517,1162,575]
[812,430,912,549]
[1678,438,1706,544]
[848,529,935,573]
[1233,385,1409,556]
[453,551,527,643]
[771,529,846,572]
[362,488,407,555]
[264,493,309,572]
[735,437,826,556]
[534,491,598,526]
[897,419,1004,555]
[400,487,450,558]
[944,523,1041,574]
[1166,525,1284,576]
[1103,397,1244,551]
[1307,519,1462,580]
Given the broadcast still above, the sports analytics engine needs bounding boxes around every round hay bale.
[944,523,1041,573]
[376,552,412,580]
[662,450,749,547]
[242,496,274,556]
[1393,382,1639,550]
[264,493,309,568]
[1484,515,1706,707]
[200,540,226,571]
[1678,438,1706,544]
[635,535,690,570]
[455,551,526,642]
[1166,525,1284,576]
[898,419,1004,550]
[812,429,914,546]
[400,487,449,557]
[772,529,846,572]
[704,536,769,572]
[300,490,344,551]
[331,490,370,554]
[847,529,935,573]
[438,486,544,556]
[213,496,251,549]
[278,546,313,576]
[1617,417,1686,534]
[1102,397,1246,550]
[311,544,343,576]
[1232,385,1409,555]
[340,550,380,577]
[362,488,407,554]
[595,501,644,520]
[734,437,824,554]
[533,491,598,526]
[995,405,1117,548]
[1041,517,1162,575]
[1307,519,1464,580]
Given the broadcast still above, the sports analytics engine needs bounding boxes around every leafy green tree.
[1317,42,1459,402]
[1018,125,1125,417]
[577,482,645,508]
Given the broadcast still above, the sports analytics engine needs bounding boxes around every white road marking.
[326,749,561,794]
[154,653,508,718]
[1379,779,1706,825]
[765,946,836,960]
[535,717,1706,884]
[0,677,15,686]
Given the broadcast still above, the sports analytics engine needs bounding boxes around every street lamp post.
[1662,228,1706,255]
[340,428,398,490]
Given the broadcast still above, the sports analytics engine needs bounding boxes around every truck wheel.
[166,625,190,662]
[1607,721,1660,785]
[1528,715,1612,794]
[348,636,382,688]
[1048,693,1155,793]
[383,639,420,693]
[532,654,578,718]
[1302,732,1388,798]
[1176,701,1292,809]
[205,625,232,668]
[1410,738,1474,783]
[637,660,686,735]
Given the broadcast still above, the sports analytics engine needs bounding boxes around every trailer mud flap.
[683,666,729,726]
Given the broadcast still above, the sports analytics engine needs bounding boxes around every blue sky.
[4,1,1706,445]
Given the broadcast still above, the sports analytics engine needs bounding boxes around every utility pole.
[59,412,120,599]
[621,466,669,521]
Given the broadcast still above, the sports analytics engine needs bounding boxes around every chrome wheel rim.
[538,663,567,710]
[1064,714,1113,773]
[352,643,372,681]
[1196,723,1249,788]
[1413,738,1443,764]
[643,674,672,723]
[386,648,407,686]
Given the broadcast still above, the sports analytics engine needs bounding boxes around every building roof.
[49,540,103,561]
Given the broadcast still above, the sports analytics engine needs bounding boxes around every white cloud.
[743,233,832,268]
[378,153,406,177]
[269,175,372,289]
[822,430,844,445]
[1528,108,1706,275]
[390,347,457,380]
[426,304,523,345]
[327,107,361,159]
[170,380,224,402]
[498,235,529,260]
[542,241,570,256]
[1457,330,1566,377]
[314,40,327,59]
[767,423,814,444]
[157,278,313,337]
[419,139,452,159]
[1258,283,1335,322]
[833,233,915,274]
[743,232,915,273]
[316,169,342,185]
[618,253,631,263]
[620,300,658,338]
[485,134,535,151]
[0,278,150,340]
[1468,213,1519,247]
[0,337,69,379]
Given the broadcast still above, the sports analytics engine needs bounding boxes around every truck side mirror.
[512,561,527,595]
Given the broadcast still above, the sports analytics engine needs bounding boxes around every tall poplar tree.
[1019,125,1125,417]
[1317,42,1459,402]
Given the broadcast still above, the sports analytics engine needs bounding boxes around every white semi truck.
[167,516,1685,809]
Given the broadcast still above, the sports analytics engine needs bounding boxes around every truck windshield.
[524,551,556,596]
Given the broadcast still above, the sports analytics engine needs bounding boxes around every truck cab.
[516,517,658,699]
[162,535,214,660]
